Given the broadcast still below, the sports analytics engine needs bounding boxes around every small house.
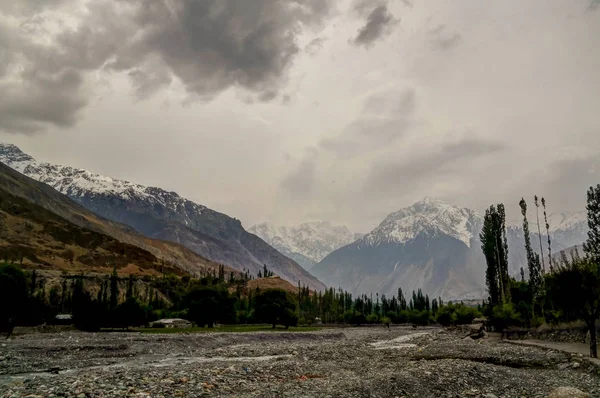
[150,318,192,329]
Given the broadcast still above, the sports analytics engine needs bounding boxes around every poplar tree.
[480,204,510,305]
[541,197,552,272]
[110,266,119,310]
[583,184,600,264]
[520,198,543,313]
[534,195,546,274]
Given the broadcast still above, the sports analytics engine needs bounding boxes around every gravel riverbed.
[1,327,599,397]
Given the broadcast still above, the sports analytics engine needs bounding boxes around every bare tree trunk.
[589,320,598,358]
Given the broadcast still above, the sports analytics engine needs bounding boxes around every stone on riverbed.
[547,386,591,398]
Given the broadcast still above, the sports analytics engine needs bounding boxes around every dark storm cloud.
[429,25,462,50]
[0,0,332,133]
[364,138,507,194]
[351,5,399,48]
[128,67,173,101]
[0,69,87,134]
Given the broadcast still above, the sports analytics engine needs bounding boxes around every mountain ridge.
[0,161,231,277]
[0,143,326,291]
[312,197,588,300]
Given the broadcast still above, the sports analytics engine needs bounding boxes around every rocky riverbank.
[1,327,599,397]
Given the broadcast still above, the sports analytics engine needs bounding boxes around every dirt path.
[507,339,600,366]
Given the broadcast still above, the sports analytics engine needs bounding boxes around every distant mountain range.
[311,198,588,300]
[249,221,363,270]
[0,143,326,291]
[0,143,588,299]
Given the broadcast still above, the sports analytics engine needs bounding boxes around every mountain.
[0,143,325,291]
[248,221,362,270]
[0,161,226,276]
[311,198,588,300]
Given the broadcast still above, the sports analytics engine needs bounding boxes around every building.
[150,318,192,329]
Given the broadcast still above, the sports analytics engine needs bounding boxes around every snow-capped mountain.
[0,143,326,291]
[361,197,482,248]
[312,198,589,300]
[249,221,362,270]
[546,211,588,249]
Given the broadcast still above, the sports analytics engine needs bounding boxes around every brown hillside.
[246,276,301,294]
[0,162,237,277]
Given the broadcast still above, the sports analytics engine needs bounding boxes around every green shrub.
[366,314,379,324]
[454,306,481,325]
[409,310,430,325]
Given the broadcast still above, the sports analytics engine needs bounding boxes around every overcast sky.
[1,0,599,232]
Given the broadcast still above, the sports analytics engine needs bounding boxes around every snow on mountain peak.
[0,143,206,215]
[361,198,483,248]
[249,221,360,265]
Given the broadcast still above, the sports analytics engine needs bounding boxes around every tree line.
[1,260,482,335]
[481,184,600,358]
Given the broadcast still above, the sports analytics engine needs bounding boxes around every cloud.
[128,67,173,101]
[0,0,333,133]
[280,148,319,199]
[364,138,507,195]
[305,37,327,56]
[589,0,600,11]
[351,5,399,48]
[0,68,88,134]
[320,88,416,157]
[429,25,462,50]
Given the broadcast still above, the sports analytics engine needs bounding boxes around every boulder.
[547,387,591,398]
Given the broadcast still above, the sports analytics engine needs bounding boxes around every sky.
[1,0,599,233]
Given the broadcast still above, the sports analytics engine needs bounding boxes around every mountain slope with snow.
[312,198,589,300]
[0,143,326,291]
[249,221,362,270]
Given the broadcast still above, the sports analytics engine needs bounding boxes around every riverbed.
[1,327,599,397]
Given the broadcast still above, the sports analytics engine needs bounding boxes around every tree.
[519,198,543,313]
[534,195,546,274]
[185,286,233,328]
[541,197,553,272]
[480,204,511,305]
[109,266,119,310]
[254,289,297,329]
[553,258,600,358]
[114,297,148,329]
[0,263,28,337]
[583,184,600,264]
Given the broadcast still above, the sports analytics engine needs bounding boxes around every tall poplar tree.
[534,195,546,274]
[583,184,600,264]
[541,197,552,272]
[480,204,511,305]
[520,198,543,312]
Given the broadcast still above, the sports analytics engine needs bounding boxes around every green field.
[133,325,321,334]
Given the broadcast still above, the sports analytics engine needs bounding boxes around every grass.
[133,324,320,334]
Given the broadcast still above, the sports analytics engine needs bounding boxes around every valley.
[2,328,599,397]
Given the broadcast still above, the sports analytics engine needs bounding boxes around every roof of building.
[153,318,191,324]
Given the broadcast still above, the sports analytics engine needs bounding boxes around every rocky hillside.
[0,163,216,276]
[312,198,588,300]
[249,221,362,270]
[0,143,325,291]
